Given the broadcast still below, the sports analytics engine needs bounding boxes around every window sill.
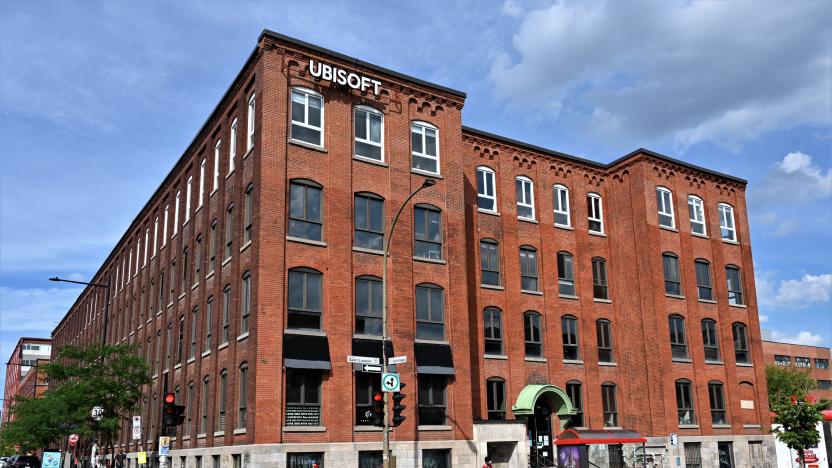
[183,219,191,228]
[721,239,739,245]
[729,303,747,309]
[354,425,383,432]
[659,225,678,232]
[743,424,762,429]
[477,208,499,216]
[563,359,584,365]
[239,240,252,253]
[182,436,191,441]
[353,155,387,167]
[525,357,547,363]
[521,290,543,296]
[698,298,717,304]
[666,294,686,300]
[481,284,504,290]
[352,333,382,341]
[201,350,212,358]
[598,362,617,367]
[712,424,731,429]
[286,329,327,337]
[672,358,693,363]
[196,433,207,439]
[137,324,143,330]
[484,354,508,360]
[243,147,254,160]
[237,332,250,342]
[222,257,232,267]
[195,204,203,214]
[129,331,135,336]
[187,357,196,364]
[233,428,246,435]
[736,362,754,367]
[288,139,328,153]
[517,216,538,224]
[705,360,724,365]
[283,425,326,432]
[286,236,327,247]
[218,342,229,350]
[353,246,383,256]
[418,425,452,431]
[178,292,186,301]
[604,426,623,430]
[152,373,158,379]
[679,424,700,429]
[158,309,165,316]
[593,298,612,304]
[206,270,215,280]
[559,294,579,300]
[211,188,219,197]
[174,363,182,370]
[691,233,709,239]
[413,256,447,264]
[410,168,442,179]
[226,170,235,180]
[192,282,199,291]
[213,431,224,437]
[415,338,449,345]
[589,231,606,237]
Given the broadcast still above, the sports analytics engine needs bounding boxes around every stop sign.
[68,434,79,446]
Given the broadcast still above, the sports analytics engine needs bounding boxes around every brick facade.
[762,340,832,402]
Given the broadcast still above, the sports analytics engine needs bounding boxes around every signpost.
[132,416,141,440]
[381,373,401,393]
[348,355,380,365]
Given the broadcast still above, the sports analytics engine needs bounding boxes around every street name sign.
[389,356,407,365]
[347,355,379,365]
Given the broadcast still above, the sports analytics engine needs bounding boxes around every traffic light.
[392,383,406,427]
[371,391,385,427]
[162,392,176,427]
[173,402,186,426]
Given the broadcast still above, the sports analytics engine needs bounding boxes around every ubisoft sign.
[308,59,382,95]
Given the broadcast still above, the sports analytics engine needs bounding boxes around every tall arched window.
[515,176,535,220]
[477,166,497,212]
[524,312,543,357]
[486,378,506,420]
[732,322,750,364]
[355,276,382,336]
[587,193,604,233]
[414,204,443,260]
[240,271,251,335]
[411,121,439,174]
[520,246,539,292]
[601,382,617,427]
[218,369,227,431]
[553,184,570,227]
[291,87,324,146]
[354,193,384,251]
[484,307,503,355]
[656,186,675,228]
[566,380,583,427]
[662,252,682,296]
[557,251,575,296]
[725,265,744,305]
[238,362,248,429]
[675,379,695,425]
[288,179,323,241]
[562,315,579,361]
[708,381,727,425]
[669,315,688,359]
[416,284,445,340]
[592,257,608,299]
[354,105,384,161]
[695,259,713,301]
[596,319,613,363]
[688,195,706,235]
[480,239,501,287]
[288,268,323,330]
[701,319,720,362]
[718,203,736,242]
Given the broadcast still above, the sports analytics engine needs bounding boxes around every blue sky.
[1,0,830,392]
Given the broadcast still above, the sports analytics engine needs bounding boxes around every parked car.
[0,456,10,468]
[7,455,40,468]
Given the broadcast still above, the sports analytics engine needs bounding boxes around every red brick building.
[50,31,774,467]
[761,340,832,402]
[2,337,51,425]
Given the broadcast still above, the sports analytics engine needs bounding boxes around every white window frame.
[185,176,192,224]
[127,250,132,283]
[718,203,736,242]
[290,87,324,147]
[688,195,707,236]
[515,176,535,221]
[476,166,497,213]
[134,239,140,276]
[213,140,221,192]
[656,186,675,228]
[410,121,440,175]
[153,217,159,256]
[144,228,149,266]
[163,205,169,246]
[553,184,571,227]
[229,118,237,174]
[353,105,384,161]
[174,191,181,235]
[199,159,206,208]
[587,193,604,234]
[247,92,255,152]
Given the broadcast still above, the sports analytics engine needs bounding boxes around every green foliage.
[766,364,818,407]
[766,364,825,467]
[0,343,150,452]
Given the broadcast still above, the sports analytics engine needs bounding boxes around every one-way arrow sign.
[362,364,383,373]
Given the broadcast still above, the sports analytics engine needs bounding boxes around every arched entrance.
[512,385,576,467]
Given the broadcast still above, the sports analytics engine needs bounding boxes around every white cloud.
[759,314,769,324]
[0,286,82,332]
[489,0,831,150]
[750,152,832,208]
[770,330,824,347]
[756,271,832,309]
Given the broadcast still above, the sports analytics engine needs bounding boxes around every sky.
[1,0,830,392]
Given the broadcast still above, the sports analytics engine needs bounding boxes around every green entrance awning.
[512,384,576,429]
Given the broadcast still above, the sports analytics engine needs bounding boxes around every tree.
[766,364,825,468]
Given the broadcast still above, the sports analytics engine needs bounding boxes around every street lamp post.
[49,277,111,347]
[381,178,435,468]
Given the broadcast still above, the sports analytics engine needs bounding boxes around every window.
[557,251,576,296]
[186,176,192,223]
[417,374,447,425]
[718,203,736,242]
[354,106,383,161]
[204,297,213,351]
[163,205,169,246]
[222,285,231,344]
[244,184,253,244]
[416,284,445,340]
[189,307,198,359]
[524,312,543,357]
[413,205,442,260]
[601,382,618,427]
[566,381,583,427]
[238,363,248,429]
[229,118,237,173]
[288,454,323,468]
[795,356,810,368]
[354,193,384,251]
[486,378,506,420]
[688,196,706,236]
[816,358,829,369]
[480,239,501,286]
[675,379,695,425]
[200,376,210,433]
[241,272,251,335]
[669,315,688,359]
[355,372,381,425]
[290,88,323,146]
[213,140,221,191]
[288,268,323,330]
[195,235,203,280]
[247,92,255,152]
[476,166,497,212]
[186,382,195,434]
[174,191,180,235]
[592,257,608,299]
[732,323,750,364]
[286,370,322,426]
[484,307,503,355]
[596,319,613,363]
[553,184,571,226]
[209,220,218,272]
[708,381,726,424]
[662,253,682,295]
[684,443,702,468]
[587,193,604,233]
[218,370,227,430]
[562,315,580,361]
[358,452,382,468]
[519,247,539,292]
[695,260,713,301]
[515,176,535,220]
[225,204,234,259]
[165,322,173,371]
[725,266,744,305]
[355,276,382,336]
[701,319,721,362]
[288,180,323,241]
[656,187,675,228]
[774,355,791,366]
[422,450,449,468]
[181,247,189,292]
[818,380,832,390]
[410,122,439,174]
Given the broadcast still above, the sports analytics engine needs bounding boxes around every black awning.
[283,333,331,370]
[414,342,454,375]
[352,338,384,360]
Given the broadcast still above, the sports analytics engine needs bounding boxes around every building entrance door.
[528,401,555,467]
